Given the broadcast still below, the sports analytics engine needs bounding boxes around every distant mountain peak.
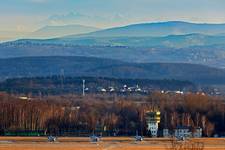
[29,24,100,39]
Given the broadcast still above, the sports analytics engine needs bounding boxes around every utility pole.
[82,79,85,96]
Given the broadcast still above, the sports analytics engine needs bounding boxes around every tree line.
[0,92,224,137]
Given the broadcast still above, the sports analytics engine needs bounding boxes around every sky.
[1,0,225,39]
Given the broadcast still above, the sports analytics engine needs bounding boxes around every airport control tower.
[145,110,161,137]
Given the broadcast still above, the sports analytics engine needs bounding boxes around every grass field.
[0,137,224,150]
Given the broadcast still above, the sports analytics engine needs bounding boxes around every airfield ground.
[0,137,224,150]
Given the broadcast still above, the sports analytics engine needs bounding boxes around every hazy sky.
[1,0,225,32]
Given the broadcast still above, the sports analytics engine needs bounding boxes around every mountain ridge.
[1,21,225,68]
[0,56,224,85]
[65,21,225,38]
[1,40,225,68]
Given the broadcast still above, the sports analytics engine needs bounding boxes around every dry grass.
[166,138,204,150]
[0,137,224,150]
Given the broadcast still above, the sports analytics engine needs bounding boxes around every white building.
[193,127,202,138]
[101,88,107,92]
[148,122,158,136]
[109,87,115,92]
[174,126,191,138]
[145,111,161,137]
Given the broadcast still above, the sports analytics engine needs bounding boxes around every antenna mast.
[82,79,85,96]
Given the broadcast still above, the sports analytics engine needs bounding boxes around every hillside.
[57,34,225,48]
[0,76,195,95]
[1,41,225,68]
[0,56,224,85]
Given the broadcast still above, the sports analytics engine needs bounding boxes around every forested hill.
[0,56,225,85]
[1,40,225,68]
[0,76,195,95]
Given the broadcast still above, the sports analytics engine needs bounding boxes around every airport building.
[145,110,161,137]
[174,126,191,138]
